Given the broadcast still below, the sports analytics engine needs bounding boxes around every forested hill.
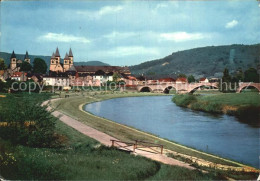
[130,44,260,78]
[0,52,110,68]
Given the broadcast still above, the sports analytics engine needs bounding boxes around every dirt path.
[43,99,196,170]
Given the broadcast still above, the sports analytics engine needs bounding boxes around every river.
[84,95,259,168]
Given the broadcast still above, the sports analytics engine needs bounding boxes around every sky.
[0,0,260,66]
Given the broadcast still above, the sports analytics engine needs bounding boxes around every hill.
[130,44,260,78]
[0,52,110,69]
[74,61,109,66]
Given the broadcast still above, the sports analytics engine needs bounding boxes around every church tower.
[54,47,61,63]
[63,53,70,71]
[68,48,73,67]
[24,51,30,64]
[10,50,17,71]
[49,47,64,73]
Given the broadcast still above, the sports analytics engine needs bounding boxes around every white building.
[43,76,70,86]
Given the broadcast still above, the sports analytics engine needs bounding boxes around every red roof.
[159,78,176,82]
[200,77,206,81]
[11,72,27,77]
[127,76,137,80]
[176,77,187,82]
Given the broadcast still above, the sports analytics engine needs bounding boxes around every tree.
[187,75,195,83]
[33,58,47,74]
[112,72,120,82]
[0,58,7,70]
[178,73,186,78]
[233,67,244,82]
[222,68,231,83]
[244,68,259,83]
[20,61,32,72]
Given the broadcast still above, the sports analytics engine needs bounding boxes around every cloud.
[77,5,123,19]
[103,46,160,57]
[159,32,210,42]
[103,31,137,41]
[37,33,90,43]
[225,20,238,29]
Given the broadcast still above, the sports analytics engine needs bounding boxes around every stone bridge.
[236,82,260,93]
[136,82,219,94]
[136,82,260,94]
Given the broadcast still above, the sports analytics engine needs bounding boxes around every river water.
[84,96,259,168]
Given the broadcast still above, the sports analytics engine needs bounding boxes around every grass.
[172,92,260,127]
[0,104,222,180]
[50,91,248,168]
[1,91,258,180]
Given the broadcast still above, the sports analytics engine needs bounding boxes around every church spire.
[64,53,70,60]
[11,50,16,59]
[24,51,29,59]
[55,47,60,57]
[51,52,55,59]
[68,48,73,57]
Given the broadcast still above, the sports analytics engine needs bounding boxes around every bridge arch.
[238,85,260,93]
[189,85,218,94]
[163,86,177,94]
[139,86,153,92]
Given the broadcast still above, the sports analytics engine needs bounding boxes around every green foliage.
[187,75,195,83]
[33,58,47,74]
[172,94,197,107]
[244,68,259,83]
[20,61,32,72]
[177,73,187,78]
[0,93,56,147]
[0,58,7,70]
[112,72,120,82]
[222,68,231,82]
[130,44,260,77]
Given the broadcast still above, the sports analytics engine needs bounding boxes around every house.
[159,78,176,83]
[11,72,27,81]
[176,77,187,83]
[199,78,209,83]
[43,76,70,87]
[125,76,137,85]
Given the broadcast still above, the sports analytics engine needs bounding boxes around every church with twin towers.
[49,47,74,73]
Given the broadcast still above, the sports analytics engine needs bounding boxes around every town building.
[176,77,188,83]
[11,72,27,81]
[8,51,31,74]
[43,76,70,87]
[49,47,74,73]
[199,78,209,83]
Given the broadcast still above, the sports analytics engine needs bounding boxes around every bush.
[0,93,58,147]
[172,94,197,107]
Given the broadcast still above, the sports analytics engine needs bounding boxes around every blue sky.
[0,0,260,66]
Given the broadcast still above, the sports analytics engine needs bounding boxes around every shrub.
[0,93,58,147]
[172,94,197,107]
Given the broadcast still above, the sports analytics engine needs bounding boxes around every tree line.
[0,58,47,74]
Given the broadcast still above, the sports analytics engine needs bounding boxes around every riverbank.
[1,93,220,180]
[50,91,259,175]
[172,92,260,127]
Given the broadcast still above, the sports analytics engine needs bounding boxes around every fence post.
[161,145,163,154]
[111,140,114,147]
[133,144,136,153]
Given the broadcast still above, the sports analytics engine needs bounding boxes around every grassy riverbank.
[50,91,258,172]
[0,93,224,180]
[172,92,260,126]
